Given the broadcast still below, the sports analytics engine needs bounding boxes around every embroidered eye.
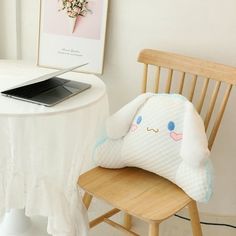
[168,121,175,131]
[136,116,142,125]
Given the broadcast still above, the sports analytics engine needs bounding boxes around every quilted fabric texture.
[94,93,213,202]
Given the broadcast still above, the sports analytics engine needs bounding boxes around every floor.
[1,200,235,236]
[0,215,50,236]
[89,214,236,236]
[89,199,236,236]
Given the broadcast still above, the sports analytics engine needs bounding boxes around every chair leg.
[148,222,159,236]
[188,201,203,236]
[83,192,93,209]
[124,213,132,230]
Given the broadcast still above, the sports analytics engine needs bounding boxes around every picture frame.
[37,0,109,74]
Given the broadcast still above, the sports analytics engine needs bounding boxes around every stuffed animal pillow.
[94,93,213,202]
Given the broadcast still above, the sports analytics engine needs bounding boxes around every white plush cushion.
[94,93,213,202]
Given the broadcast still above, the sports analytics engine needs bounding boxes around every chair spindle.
[197,78,210,113]
[178,72,186,94]
[142,64,148,93]
[208,84,232,150]
[165,69,173,93]
[154,66,161,93]
[188,75,197,101]
[204,81,221,130]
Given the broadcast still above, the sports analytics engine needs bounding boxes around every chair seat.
[78,167,192,222]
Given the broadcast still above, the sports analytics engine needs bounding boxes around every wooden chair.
[78,49,236,235]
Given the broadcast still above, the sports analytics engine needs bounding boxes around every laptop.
[1,63,91,107]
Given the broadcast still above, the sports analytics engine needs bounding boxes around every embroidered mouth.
[147,127,159,133]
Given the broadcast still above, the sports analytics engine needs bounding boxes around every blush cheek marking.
[130,124,138,132]
[170,132,183,141]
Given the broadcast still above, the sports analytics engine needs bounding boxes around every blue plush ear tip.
[204,159,214,202]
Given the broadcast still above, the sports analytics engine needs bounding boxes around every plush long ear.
[106,93,154,139]
[180,101,210,167]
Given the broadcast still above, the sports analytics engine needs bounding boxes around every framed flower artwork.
[37,0,109,74]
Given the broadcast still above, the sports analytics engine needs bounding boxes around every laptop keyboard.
[5,77,68,98]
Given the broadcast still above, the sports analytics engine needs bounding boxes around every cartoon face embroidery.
[131,116,183,142]
[167,121,183,141]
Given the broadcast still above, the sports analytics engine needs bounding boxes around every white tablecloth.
[0,61,108,236]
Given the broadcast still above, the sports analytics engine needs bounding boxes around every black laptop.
[1,63,91,107]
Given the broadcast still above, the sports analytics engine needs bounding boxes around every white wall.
[1,0,236,216]
[0,0,20,59]
[20,0,39,61]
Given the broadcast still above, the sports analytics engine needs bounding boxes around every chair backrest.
[138,49,236,150]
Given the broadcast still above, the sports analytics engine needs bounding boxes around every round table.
[0,61,108,236]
